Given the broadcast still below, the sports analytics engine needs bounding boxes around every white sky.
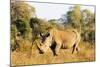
[26,2,95,20]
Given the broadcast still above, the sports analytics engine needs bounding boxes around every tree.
[59,5,95,43]
[11,0,36,51]
[15,19,30,39]
[48,19,65,30]
[29,18,51,43]
[11,1,36,23]
[11,24,18,51]
[81,9,95,43]
[11,1,36,39]
[64,5,81,32]
[82,9,94,24]
[48,19,58,28]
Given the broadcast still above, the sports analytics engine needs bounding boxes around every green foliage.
[29,18,53,40]
[11,24,17,51]
[60,5,95,44]
[11,1,36,23]
[81,9,95,43]
[11,2,95,52]
[63,5,82,32]
[10,0,35,49]
[15,19,30,39]
[48,19,58,28]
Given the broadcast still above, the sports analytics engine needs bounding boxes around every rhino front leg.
[55,43,62,56]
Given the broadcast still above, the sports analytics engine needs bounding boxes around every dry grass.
[11,41,95,66]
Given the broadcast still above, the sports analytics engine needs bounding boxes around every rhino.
[37,28,81,56]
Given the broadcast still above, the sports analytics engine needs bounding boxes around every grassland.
[11,41,95,66]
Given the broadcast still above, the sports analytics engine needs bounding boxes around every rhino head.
[36,32,52,54]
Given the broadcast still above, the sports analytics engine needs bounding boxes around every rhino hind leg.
[72,43,80,54]
[72,44,76,54]
[76,47,80,53]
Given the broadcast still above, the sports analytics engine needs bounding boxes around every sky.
[26,2,95,20]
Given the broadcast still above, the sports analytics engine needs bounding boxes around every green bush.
[11,24,17,51]
[16,19,31,39]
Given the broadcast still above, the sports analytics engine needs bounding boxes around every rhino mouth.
[39,50,44,54]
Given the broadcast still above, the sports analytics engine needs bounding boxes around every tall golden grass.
[11,40,95,66]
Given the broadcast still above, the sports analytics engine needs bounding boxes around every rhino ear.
[40,33,43,37]
[45,33,50,37]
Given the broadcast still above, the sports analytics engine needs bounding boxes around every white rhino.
[37,28,81,56]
